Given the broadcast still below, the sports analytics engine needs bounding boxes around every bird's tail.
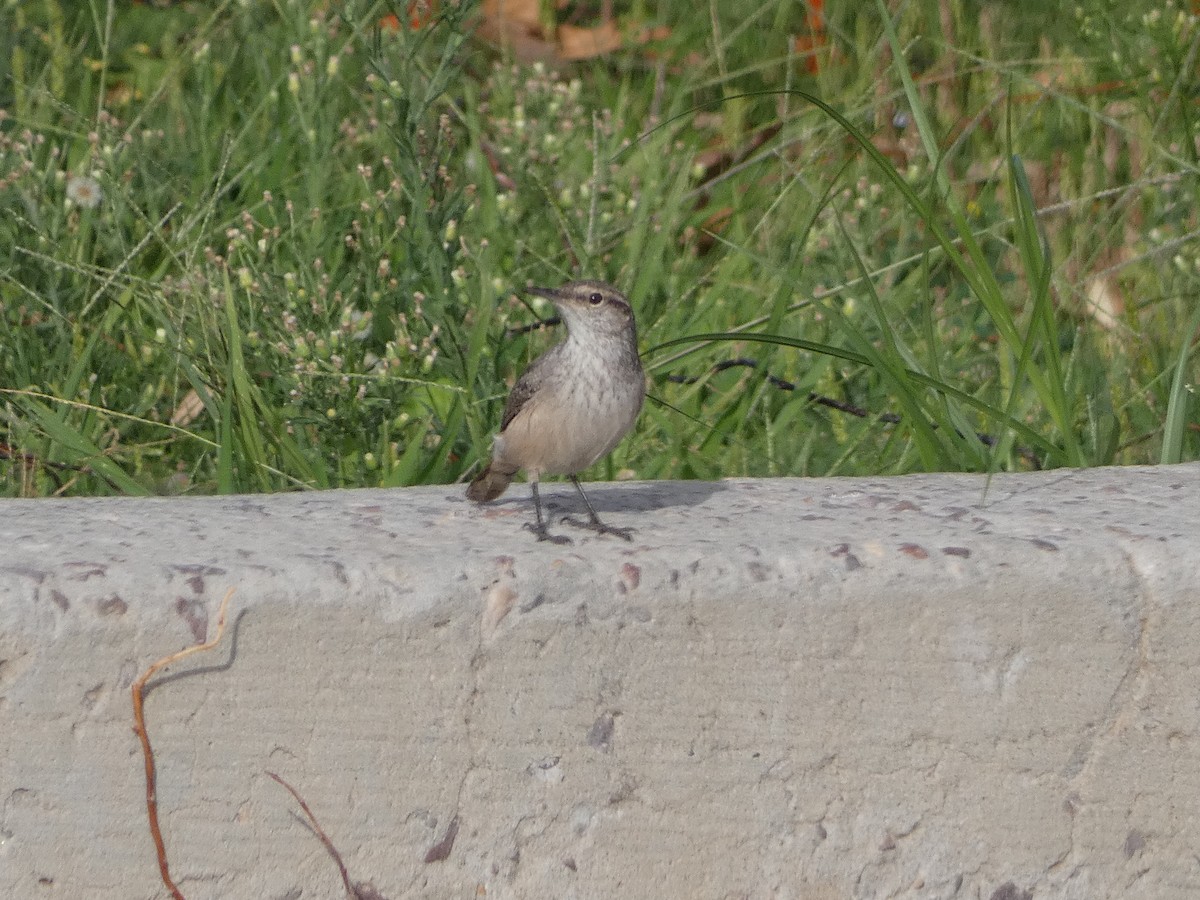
[466,462,516,503]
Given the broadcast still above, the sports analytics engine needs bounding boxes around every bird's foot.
[562,516,634,542]
[523,521,572,545]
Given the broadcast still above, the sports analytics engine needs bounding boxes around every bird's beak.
[526,286,561,302]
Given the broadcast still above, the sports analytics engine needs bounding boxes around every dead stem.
[131,587,236,900]
[267,771,389,900]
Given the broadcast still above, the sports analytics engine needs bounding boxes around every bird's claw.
[562,516,634,542]
[523,521,572,545]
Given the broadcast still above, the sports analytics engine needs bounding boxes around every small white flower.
[66,175,101,209]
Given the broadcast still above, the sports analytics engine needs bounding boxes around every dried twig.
[267,771,389,900]
[131,587,236,900]
[665,357,1041,466]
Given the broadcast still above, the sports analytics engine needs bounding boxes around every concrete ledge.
[2,466,1199,898]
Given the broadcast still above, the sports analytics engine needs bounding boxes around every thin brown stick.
[266,772,388,900]
[266,771,354,895]
[664,357,1042,466]
[131,587,236,900]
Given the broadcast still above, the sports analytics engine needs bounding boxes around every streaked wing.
[499,353,550,432]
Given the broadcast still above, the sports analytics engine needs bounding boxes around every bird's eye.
[588,292,604,305]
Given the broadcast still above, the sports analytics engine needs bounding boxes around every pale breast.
[494,342,644,478]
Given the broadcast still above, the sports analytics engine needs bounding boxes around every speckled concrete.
[1,466,1198,899]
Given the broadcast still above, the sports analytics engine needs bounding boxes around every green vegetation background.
[2,0,1198,497]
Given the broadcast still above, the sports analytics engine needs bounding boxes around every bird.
[466,280,645,544]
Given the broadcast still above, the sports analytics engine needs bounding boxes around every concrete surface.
[1,466,1198,899]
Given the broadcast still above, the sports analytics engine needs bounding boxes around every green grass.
[1,0,1197,497]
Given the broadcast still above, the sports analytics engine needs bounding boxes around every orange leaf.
[482,0,541,29]
[806,0,826,33]
[379,1,438,30]
[558,21,622,61]
[478,0,557,63]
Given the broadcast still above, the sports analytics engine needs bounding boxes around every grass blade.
[1161,304,1200,464]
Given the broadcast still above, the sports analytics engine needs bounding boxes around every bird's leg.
[523,479,571,544]
[562,476,634,541]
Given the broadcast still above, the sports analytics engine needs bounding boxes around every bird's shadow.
[523,478,726,517]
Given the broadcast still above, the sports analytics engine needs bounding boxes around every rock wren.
[466,280,645,544]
